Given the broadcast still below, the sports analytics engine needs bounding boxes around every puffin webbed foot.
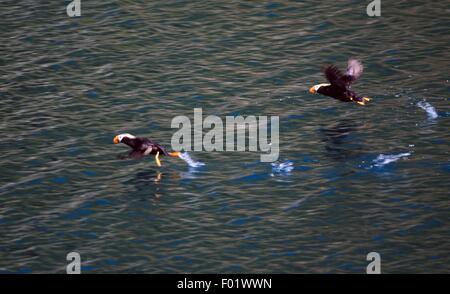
[155,152,161,167]
[355,97,371,106]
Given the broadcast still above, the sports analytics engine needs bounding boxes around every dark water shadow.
[120,170,167,201]
[319,118,366,161]
[121,167,187,199]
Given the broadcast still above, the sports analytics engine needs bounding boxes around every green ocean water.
[0,0,449,273]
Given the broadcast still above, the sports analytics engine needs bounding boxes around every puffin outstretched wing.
[324,65,346,89]
[342,58,363,86]
[115,150,145,160]
[127,150,146,159]
[142,138,170,156]
[153,142,170,156]
[324,58,363,89]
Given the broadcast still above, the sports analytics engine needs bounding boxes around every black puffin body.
[309,59,370,105]
[122,136,169,156]
[113,133,179,167]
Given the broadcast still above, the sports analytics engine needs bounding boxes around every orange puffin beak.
[309,86,316,94]
[113,135,120,144]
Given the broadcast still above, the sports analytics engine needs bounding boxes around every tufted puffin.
[113,133,180,167]
[309,58,370,105]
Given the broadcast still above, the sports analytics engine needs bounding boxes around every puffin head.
[309,83,331,94]
[113,133,136,144]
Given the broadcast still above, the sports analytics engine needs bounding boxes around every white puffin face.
[309,83,331,94]
[114,133,136,144]
[118,133,135,142]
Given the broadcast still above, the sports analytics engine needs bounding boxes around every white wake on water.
[177,152,205,168]
[372,152,411,167]
[271,161,294,173]
[417,101,438,120]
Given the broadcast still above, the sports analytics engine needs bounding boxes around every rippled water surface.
[1,1,449,273]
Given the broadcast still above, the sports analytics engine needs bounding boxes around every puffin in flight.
[309,58,370,105]
[113,133,180,167]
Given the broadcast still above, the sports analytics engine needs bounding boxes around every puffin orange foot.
[155,152,161,167]
[168,151,181,158]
